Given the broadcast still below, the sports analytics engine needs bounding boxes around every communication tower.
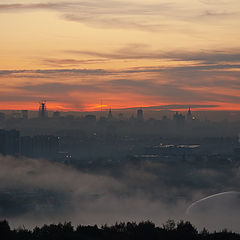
[39,101,48,118]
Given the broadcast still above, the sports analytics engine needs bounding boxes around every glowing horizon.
[1,0,240,111]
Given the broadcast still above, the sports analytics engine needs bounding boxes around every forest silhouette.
[1,219,240,240]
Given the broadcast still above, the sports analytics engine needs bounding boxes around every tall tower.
[137,108,143,121]
[187,107,192,121]
[39,101,48,118]
[108,108,113,120]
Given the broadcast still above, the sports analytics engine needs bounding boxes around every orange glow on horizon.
[1,102,240,112]
[1,0,240,113]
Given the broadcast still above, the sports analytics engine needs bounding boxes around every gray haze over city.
[1,105,240,232]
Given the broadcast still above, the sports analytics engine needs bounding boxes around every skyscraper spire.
[108,107,113,120]
[187,106,192,121]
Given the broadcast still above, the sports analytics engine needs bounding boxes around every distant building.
[20,136,33,158]
[65,115,74,120]
[173,111,185,127]
[187,107,193,121]
[84,115,97,122]
[12,112,21,118]
[99,116,107,123]
[21,135,59,158]
[137,108,144,121]
[162,115,169,121]
[108,108,113,120]
[39,101,48,118]
[0,129,20,156]
[0,112,5,121]
[53,111,61,118]
[129,114,135,121]
[56,151,72,163]
[186,107,198,123]
[118,113,124,120]
[21,110,28,119]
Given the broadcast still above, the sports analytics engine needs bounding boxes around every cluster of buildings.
[2,102,239,164]
[0,101,198,123]
[0,129,20,156]
[0,129,59,159]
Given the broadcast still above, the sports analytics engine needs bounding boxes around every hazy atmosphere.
[2,154,240,232]
[1,0,240,239]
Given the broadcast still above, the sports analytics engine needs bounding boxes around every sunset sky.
[1,0,240,111]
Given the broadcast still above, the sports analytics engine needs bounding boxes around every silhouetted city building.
[12,112,21,118]
[20,136,33,158]
[39,101,48,118]
[108,108,113,120]
[137,109,144,121]
[162,115,169,121]
[21,110,28,119]
[0,129,20,156]
[118,113,124,120]
[187,107,192,121]
[65,114,74,120]
[99,116,107,122]
[84,114,97,122]
[173,111,185,128]
[21,135,59,158]
[53,111,61,118]
[0,112,5,121]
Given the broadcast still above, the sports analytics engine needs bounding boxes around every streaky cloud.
[1,1,238,32]
[115,104,220,111]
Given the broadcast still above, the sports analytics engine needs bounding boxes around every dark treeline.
[1,219,240,240]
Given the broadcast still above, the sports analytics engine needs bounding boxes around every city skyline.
[2,1,240,234]
[0,0,240,111]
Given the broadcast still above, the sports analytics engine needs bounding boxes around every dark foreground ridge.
[1,219,240,240]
